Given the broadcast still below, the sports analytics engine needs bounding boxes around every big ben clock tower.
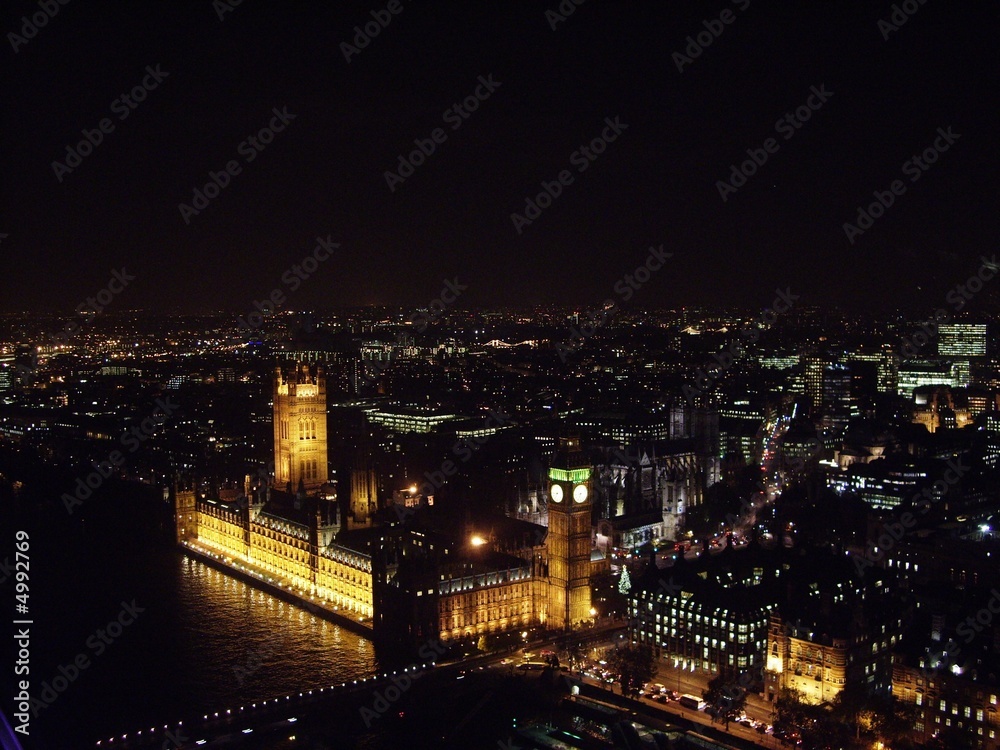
[547,436,594,630]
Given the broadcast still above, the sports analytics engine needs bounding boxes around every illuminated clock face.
[550,484,564,503]
[573,484,588,503]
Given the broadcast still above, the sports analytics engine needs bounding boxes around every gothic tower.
[349,430,379,528]
[350,464,378,528]
[273,362,329,492]
[173,482,197,545]
[546,436,594,630]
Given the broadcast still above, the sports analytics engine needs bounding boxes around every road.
[572,673,785,749]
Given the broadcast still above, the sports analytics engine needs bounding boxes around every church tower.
[546,436,594,630]
[273,362,328,492]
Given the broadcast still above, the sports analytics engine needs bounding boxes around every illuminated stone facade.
[273,363,328,492]
[438,559,539,639]
[765,614,849,704]
[177,488,374,617]
[893,659,1000,749]
[547,438,594,630]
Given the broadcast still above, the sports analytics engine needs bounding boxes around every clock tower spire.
[546,436,594,630]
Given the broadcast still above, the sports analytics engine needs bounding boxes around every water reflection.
[171,556,378,714]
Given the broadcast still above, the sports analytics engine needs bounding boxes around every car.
[653,694,667,703]
[667,691,680,701]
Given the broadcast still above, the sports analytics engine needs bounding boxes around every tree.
[872,698,918,748]
[703,673,747,730]
[926,725,976,750]
[775,687,810,730]
[687,481,741,537]
[566,640,584,673]
[607,643,657,698]
[830,682,873,741]
[618,567,632,594]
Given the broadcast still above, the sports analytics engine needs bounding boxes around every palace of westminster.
[174,362,712,645]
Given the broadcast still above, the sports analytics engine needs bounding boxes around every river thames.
[1,485,378,749]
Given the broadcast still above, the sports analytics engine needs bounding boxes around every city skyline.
[4,2,1000,749]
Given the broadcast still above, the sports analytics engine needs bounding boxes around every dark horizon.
[2,1,997,314]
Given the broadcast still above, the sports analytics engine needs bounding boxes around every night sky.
[2,0,997,314]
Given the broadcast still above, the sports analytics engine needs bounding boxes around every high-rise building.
[938,323,987,358]
[897,360,959,400]
[13,345,36,387]
[547,437,593,630]
[822,363,855,431]
[802,353,825,412]
[938,323,987,387]
[273,363,329,492]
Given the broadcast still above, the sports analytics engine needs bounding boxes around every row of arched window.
[300,459,319,481]
[299,419,318,440]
